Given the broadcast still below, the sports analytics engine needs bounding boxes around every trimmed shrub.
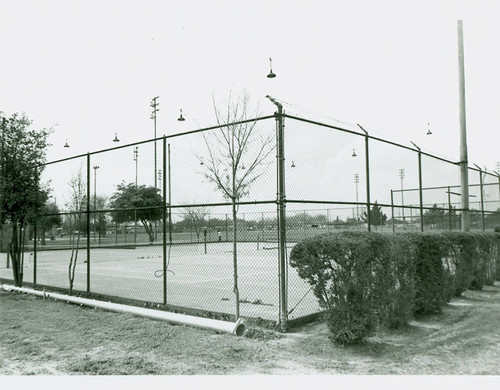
[383,234,416,328]
[290,232,380,344]
[475,233,498,286]
[290,230,500,344]
[409,234,449,314]
[441,232,499,294]
[441,232,476,296]
[289,231,412,344]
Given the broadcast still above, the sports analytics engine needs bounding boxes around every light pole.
[158,169,162,196]
[399,169,405,225]
[150,96,160,189]
[133,147,139,187]
[93,165,99,242]
[457,20,470,231]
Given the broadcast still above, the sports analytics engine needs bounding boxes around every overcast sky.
[1,0,499,208]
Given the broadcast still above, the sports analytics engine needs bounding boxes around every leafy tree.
[109,182,163,243]
[424,203,446,228]
[199,92,275,318]
[1,113,52,286]
[91,195,108,240]
[38,201,62,245]
[361,201,388,227]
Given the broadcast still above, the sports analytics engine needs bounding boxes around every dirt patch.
[1,282,500,375]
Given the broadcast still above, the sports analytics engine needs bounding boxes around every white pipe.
[1,284,246,336]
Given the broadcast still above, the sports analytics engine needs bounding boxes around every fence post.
[86,153,91,294]
[168,143,173,243]
[267,95,288,332]
[391,190,395,233]
[33,167,38,285]
[163,137,168,305]
[357,125,371,232]
[448,186,453,230]
[411,142,424,232]
[33,223,37,285]
[474,164,485,231]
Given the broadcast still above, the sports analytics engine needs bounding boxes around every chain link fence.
[1,111,499,329]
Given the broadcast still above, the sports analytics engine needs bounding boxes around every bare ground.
[1,282,500,376]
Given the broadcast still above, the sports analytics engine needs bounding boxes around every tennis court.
[0,241,320,322]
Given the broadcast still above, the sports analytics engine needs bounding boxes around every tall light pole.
[158,169,162,196]
[150,96,160,189]
[133,147,139,187]
[399,168,405,224]
[354,173,360,220]
[93,165,99,242]
[457,20,470,231]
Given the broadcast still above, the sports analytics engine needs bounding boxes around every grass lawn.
[1,282,500,376]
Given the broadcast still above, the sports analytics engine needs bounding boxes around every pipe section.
[1,284,246,336]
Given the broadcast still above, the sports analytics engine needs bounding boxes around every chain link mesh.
[1,114,499,327]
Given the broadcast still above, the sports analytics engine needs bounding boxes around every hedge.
[289,231,500,345]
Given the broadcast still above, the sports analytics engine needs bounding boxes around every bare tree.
[181,205,211,242]
[199,92,275,318]
[66,169,86,295]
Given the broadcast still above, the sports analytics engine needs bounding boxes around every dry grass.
[1,282,500,375]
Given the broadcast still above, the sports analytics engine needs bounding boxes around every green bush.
[383,234,416,328]
[289,232,378,344]
[441,232,475,296]
[409,234,450,314]
[289,231,414,344]
[441,232,498,294]
[475,233,498,286]
[290,230,499,345]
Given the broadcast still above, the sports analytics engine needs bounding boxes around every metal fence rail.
[1,111,499,330]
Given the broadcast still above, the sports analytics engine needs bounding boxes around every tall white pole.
[457,20,470,231]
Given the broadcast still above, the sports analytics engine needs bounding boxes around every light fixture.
[241,163,246,170]
[426,122,432,135]
[178,109,185,121]
[352,149,357,157]
[64,139,69,148]
[267,57,276,78]
[291,161,296,168]
[113,133,120,142]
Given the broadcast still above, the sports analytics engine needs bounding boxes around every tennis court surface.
[0,241,320,322]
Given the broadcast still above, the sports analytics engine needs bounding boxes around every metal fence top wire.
[40,115,276,168]
[35,111,498,179]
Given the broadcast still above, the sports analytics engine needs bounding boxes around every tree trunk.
[68,215,81,296]
[41,227,47,246]
[142,220,154,243]
[232,199,240,319]
[9,222,23,287]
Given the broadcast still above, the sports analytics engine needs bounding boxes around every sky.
[1,0,499,211]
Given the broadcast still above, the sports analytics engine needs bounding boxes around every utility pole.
[457,20,470,231]
[150,96,160,189]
